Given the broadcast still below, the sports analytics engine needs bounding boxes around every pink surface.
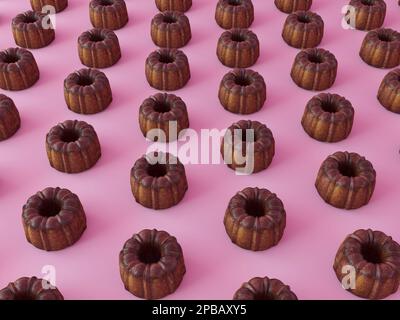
[0,0,400,300]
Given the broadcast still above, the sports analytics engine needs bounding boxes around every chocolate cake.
[119,229,186,299]
[224,187,286,251]
[22,187,87,251]
[46,120,101,173]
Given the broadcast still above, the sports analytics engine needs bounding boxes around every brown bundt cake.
[218,69,266,114]
[64,68,112,114]
[89,0,129,30]
[155,0,192,12]
[282,11,324,49]
[139,93,189,142]
[12,11,55,49]
[0,277,64,300]
[22,187,87,251]
[217,29,259,68]
[377,69,400,114]
[291,48,338,91]
[221,120,274,174]
[347,0,386,31]
[301,93,354,143]
[120,229,186,299]
[215,0,254,30]
[359,28,400,69]
[334,229,400,299]
[78,28,121,68]
[275,0,312,13]
[145,49,190,91]
[234,276,297,300]
[46,120,101,173]
[0,48,40,91]
[224,187,286,251]
[0,94,20,141]
[315,151,376,209]
[151,11,191,48]
[130,152,188,209]
[30,0,68,13]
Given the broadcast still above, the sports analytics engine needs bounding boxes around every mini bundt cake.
[0,277,64,300]
[120,229,186,299]
[359,28,400,69]
[347,0,386,31]
[78,28,121,68]
[301,93,354,142]
[155,0,192,12]
[64,68,112,114]
[291,48,338,91]
[224,187,286,251]
[22,187,87,251]
[377,69,400,114]
[0,94,21,141]
[89,0,129,30]
[234,277,297,300]
[12,11,55,49]
[217,29,259,68]
[145,49,190,91]
[215,0,254,30]
[334,229,400,299]
[0,47,40,91]
[151,11,191,48]
[315,151,376,209]
[130,152,188,209]
[221,120,275,174]
[275,0,312,13]
[31,0,68,13]
[282,11,324,49]
[218,69,266,114]
[139,93,189,142]
[46,120,101,173]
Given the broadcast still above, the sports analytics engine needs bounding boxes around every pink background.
[0,0,400,300]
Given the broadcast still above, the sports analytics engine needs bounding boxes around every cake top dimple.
[350,0,387,10]
[295,47,338,70]
[0,94,15,108]
[225,119,274,152]
[307,93,354,121]
[46,119,99,153]
[0,276,64,300]
[78,28,119,49]
[234,276,297,300]
[381,68,400,89]
[131,152,186,189]
[140,93,187,122]
[219,28,259,48]
[286,10,324,27]
[321,151,376,187]
[0,47,35,67]
[152,10,189,27]
[341,229,400,278]
[146,48,189,70]
[12,10,47,30]
[119,229,184,278]
[90,0,126,9]
[64,68,110,94]
[218,0,254,10]
[22,187,83,230]
[222,68,265,93]
[365,28,400,44]
[227,187,285,230]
